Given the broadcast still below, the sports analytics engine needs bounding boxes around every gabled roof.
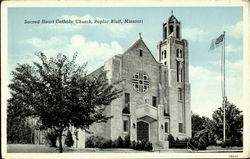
[123,37,158,64]
[89,37,159,74]
[168,15,179,23]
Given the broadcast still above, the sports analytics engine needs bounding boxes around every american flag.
[209,33,225,51]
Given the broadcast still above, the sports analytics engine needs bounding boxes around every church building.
[33,13,191,149]
[83,13,192,148]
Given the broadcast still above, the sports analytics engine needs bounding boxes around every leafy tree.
[212,99,243,146]
[7,113,33,144]
[191,113,204,137]
[191,113,216,145]
[7,98,34,144]
[8,52,122,152]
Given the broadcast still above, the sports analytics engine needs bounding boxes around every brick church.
[34,13,191,149]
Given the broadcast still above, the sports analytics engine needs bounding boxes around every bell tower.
[158,12,191,139]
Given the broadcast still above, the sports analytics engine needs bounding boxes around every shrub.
[190,130,209,150]
[45,131,57,147]
[116,136,124,148]
[141,139,147,150]
[167,134,175,148]
[134,141,141,150]
[85,135,105,148]
[124,135,130,148]
[197,137,207,150]
[111,139,117,148]
[176,137,179,142]
[235,139,243,147]
[144,141,153,151]
[65,130,74,147]
[133,140,153,151]
[221,139,232,148]
[130,140,136,149]
[85,137,94,147]
[99,139,113,148]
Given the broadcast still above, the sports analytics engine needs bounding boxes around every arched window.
[176,26,180,38]
[164,27,167,39]
[169,25,173,35]
[176,48,183,58]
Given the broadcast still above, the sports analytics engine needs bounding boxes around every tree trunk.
[58,135,63,153]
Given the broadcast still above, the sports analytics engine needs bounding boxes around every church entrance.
[137,121,149,141]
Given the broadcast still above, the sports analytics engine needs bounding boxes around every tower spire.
[171,10,173,15]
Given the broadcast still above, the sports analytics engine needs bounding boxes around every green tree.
[191,113,204,137]
[191,113,216,145]
[7,96,34,144]
[8,52,122,152]
[212,99,243,145]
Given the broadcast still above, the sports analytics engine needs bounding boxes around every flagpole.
[223,31,226,143]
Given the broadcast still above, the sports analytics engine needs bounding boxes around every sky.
[8,7,243,118]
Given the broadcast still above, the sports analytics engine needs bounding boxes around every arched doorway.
[137,121,149,141]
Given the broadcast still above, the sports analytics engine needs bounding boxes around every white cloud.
[23,34,124,72]
[209,59,243,74]
[189,64,243,118]
[183,21,243,43]
[25,36,67,48]
[225,45,241,54]
[66,34,124,69]
[182,27,207,42]
[223,21,243,39]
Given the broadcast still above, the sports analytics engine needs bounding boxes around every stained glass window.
[131,72,150,92]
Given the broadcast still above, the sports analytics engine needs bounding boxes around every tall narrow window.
[176,26,180,38]
[178,88,182,101]
[125,93,130,107]
[139,49,143,57]
[123,93,130,114]
[165,122,169,133]
[177,61,182,82]
[177,48,183,58]
[123,120,129,132]
[169,25,174,35]
[164,50,166,59]
[177,61,179,82]
[179,123,183,133]
[152,96,157,107]
[164,27,167,39]
[161,51,164,60]
[180,68,183,82]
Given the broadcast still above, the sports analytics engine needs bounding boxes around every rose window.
[131,72,150,92]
